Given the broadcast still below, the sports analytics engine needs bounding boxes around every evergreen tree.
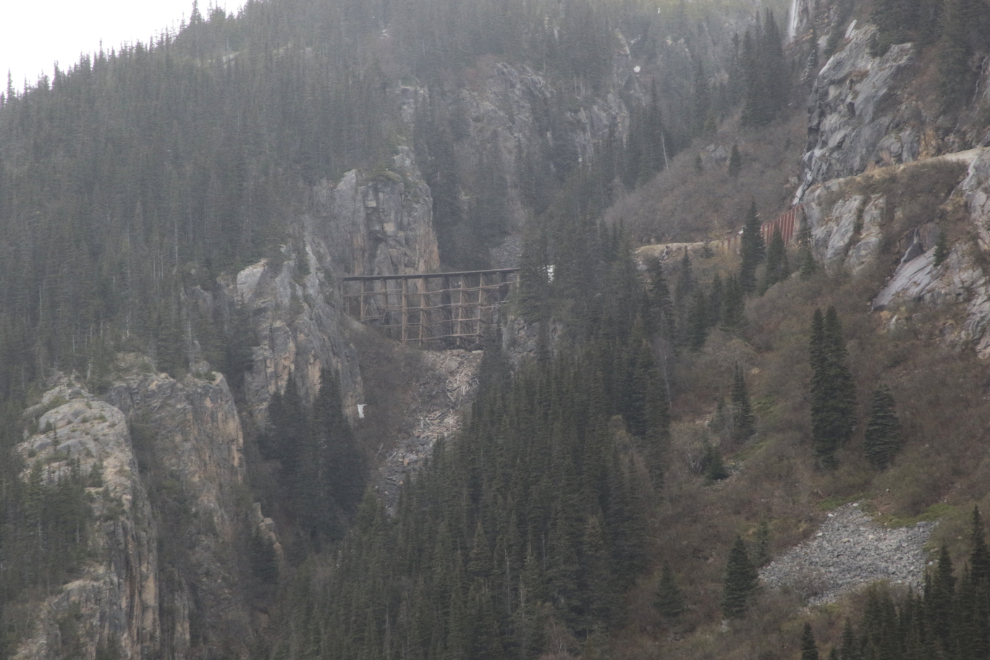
[839,618,859,660]
[739,202,765,295]
[934,229,950,267]
[314,368,367,518]
[579,514,616,629]
[721,275,746,331]
[730,363,756,444]
[798,215,817,279]
[674,249,695,345]
[970,507,990,587]
[754,520,772,567]
[687,289,709,352]
[936,0,975,111]
[728,143,742,178]
[801,622,820,660]
[655,561,685,619]
[647,258,676,340]
[625,81,671,185]
[249,530,280,583]
[708,273,724,328]
[919,0,946,45]
[740,12,789,126]
[674,249,695,307]
[762,226,789,292]
[705,444,730,481]
[692,59,711,136]
[871,0,919,53]
[809,307,856,468]
[863,385,902,470]
[722,536,758,618]
[927,543,955,653]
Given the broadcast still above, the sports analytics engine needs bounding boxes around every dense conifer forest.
[5,0,990,657]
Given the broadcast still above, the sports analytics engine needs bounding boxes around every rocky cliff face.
[104,361,252,654]
[398,58,635,266]
[802,178,890,276]
[225,236,363,420]
[798,23,922,199]
[801,149,990,356]
[224,147,438,420]
[451,59,631,232]
[869,150,990,357]
[15,378,158,660]
[316,147,440,279]
[13,364,270,660]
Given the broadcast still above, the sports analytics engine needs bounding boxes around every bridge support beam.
[342,268,519,349]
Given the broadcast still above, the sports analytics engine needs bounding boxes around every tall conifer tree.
[800,622,820,660]
[722,536,758,618]
[740,202,765,294]
[863,385,902,470]
[731,363,756,444]
[655,562,685,619]
[762,226,789,291]
[809,307,856,468]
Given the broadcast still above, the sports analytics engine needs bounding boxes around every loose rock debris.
[376,349,482,509]
[759,504,935,606]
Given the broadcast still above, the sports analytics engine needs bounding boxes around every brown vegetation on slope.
[600,114,990,660]
[606,110,807,245]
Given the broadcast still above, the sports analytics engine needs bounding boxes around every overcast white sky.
[1,0,248,92]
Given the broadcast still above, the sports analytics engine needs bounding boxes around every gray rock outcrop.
[797,146,990,357]
[12,364,278,660]
[316,147,439,278]
[379,349,483,508]
[803,185,889,275]
[225,245,365,420]
[15,379,159,660]
[799,24,919,199]
[222,148,440,421]
[868,151,990,356]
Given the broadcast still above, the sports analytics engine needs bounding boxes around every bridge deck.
[342,269,519,349]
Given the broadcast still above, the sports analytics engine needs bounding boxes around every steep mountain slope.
[0,1,732,657]
[3,0,990,658]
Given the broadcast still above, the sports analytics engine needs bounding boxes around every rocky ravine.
[760,504,935,606]
[377,349,482,509]
[221,145,441,424]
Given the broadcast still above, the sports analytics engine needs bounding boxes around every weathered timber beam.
[341,268,518,282]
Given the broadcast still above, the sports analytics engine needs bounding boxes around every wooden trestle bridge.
[342,269,519,349]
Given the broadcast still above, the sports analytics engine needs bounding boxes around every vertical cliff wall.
[15,379,159,660]
[224,147,439,421]
[13,364,268,660]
